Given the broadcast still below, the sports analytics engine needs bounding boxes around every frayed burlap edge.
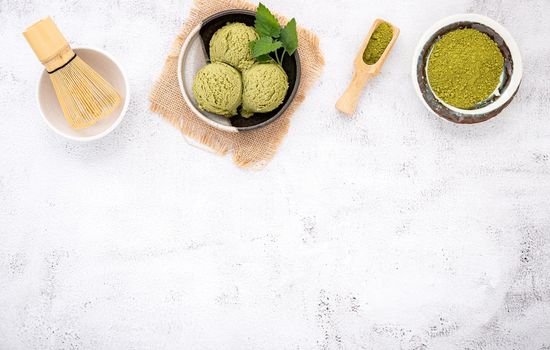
[149,0,324,168]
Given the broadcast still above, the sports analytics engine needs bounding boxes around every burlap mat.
[150,0,324,168]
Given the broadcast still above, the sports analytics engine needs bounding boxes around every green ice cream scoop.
[192,62,242,117]
[241,63,289,118]
[210,22,258,71]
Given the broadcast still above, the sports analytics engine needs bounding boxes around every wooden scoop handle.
[336,71,374,115]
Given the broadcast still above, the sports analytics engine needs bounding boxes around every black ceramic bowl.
[178,9,301,132]
[412,14,522,124]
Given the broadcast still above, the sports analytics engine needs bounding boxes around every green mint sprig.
[249,3,298,66]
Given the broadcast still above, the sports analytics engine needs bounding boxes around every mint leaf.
[255,3,281,38]
[256,54,273,63]
[280,18,298,56]
[251,36,282,58]
[251,3,298,66]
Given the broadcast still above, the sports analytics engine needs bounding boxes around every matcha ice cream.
[192,62,242,117]
[241,63,289,117]
[192,20,292,119]
[210,23,258,71]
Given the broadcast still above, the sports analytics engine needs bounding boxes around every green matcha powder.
[363,22,393,65]
[427,28,504,109]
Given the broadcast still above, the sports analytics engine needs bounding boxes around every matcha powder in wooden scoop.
[427,28,504,109]
[363,22,394,65]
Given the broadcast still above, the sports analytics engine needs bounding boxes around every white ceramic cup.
[37,47,130,141]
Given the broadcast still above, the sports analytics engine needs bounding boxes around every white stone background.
[1,0,550,349]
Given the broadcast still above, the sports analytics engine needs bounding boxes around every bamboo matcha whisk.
[23,17,120,129]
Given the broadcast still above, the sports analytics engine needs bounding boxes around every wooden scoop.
[336,19,400,115]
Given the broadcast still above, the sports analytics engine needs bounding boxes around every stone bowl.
[178,9,301,132]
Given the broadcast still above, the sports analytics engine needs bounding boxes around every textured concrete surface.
[1,0,550,349]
